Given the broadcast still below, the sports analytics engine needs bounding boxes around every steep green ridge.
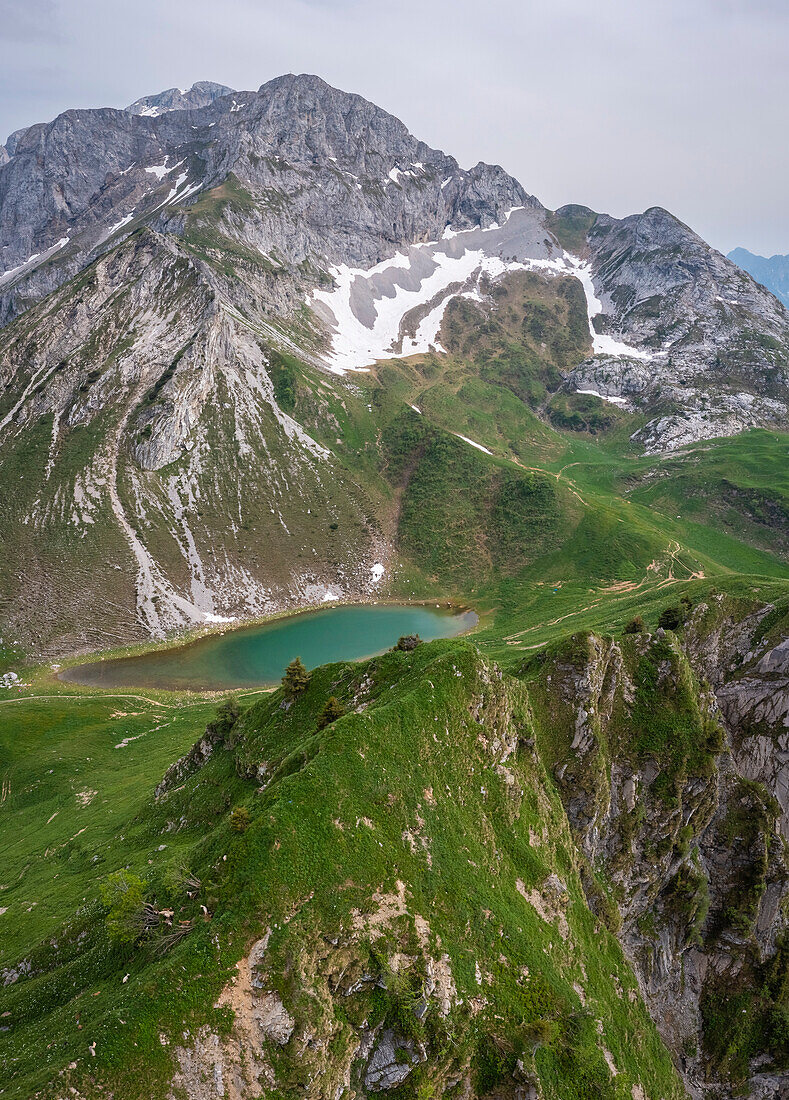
[520,596,789,1091]
[3,588,788,1098]
[1,642,686,1099]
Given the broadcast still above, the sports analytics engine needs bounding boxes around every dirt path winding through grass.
[0,688,274,708]
[503,541,705,645]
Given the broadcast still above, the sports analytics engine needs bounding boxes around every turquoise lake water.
[61,604,477,691]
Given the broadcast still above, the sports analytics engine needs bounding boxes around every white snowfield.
[145,162,174,179]
[106,212,135,237]
[308,207,654,374]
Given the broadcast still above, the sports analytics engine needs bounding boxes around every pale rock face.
[561,207,789,448]
[364,1029,425,1091]
[0,74,530,328]
[0,227,391,652]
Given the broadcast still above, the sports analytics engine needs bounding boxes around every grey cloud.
[0,0,60,42]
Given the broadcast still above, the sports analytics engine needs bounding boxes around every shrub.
[100,870,150,946]
[706,722,727,754]
[317,696,346,730]
[229,806,251,833]
[214,695,241,739]
[624,616,645,634]
[658,605,683,631]
[521,1018,556,1050]
[395,634,422,652]
[282,657,311,698]
[666,863,709,943]
[162,862,201,898]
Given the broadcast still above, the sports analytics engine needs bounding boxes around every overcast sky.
[1,0,787,255]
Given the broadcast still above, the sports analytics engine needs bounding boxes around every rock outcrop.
[530,600,789,1097]
[1,75,787,448]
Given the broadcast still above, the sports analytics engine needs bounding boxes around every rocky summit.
[0,75,788,1100]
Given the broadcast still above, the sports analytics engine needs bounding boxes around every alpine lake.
[61,603,478,692]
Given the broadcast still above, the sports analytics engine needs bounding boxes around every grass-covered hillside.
[3,640,690,1100]
[3,68,789,1100]
[2,588,787,1098]
[2,250,789,1100]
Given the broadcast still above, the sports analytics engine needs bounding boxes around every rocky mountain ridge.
[534,597,789,1097]
[125,80,236,117]
[0,74,528,326]
[8,597,786,1099]
[0,74,788,653]
[0,74,786,450]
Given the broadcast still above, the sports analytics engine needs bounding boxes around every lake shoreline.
[58,601,479,693]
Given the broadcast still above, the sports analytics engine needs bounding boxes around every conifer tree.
[282,656,311,698]
[317,695,345,729]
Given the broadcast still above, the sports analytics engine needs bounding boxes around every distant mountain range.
[125,80,235,117]
[728,246,789,309]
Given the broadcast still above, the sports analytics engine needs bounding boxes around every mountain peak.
[125,80,235,117]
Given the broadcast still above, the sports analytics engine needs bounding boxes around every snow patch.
[0,237,69,288]
[412,294,451,354]
[563,255,652,360]
[388,165,422,185]
[144,159,183,179]
[107,212,135,236]
[311,247,515,373]
[455,434,492,455]
[370,563,385,582]
[308,208,654,374]
[576,389,628,406]
[152,171,198,210]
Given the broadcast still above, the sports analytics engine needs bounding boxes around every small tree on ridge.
[317,696,345,730]
[282,657,311,698]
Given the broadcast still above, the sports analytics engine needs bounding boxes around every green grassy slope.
[1,643,686,1100]
[2,243,789,1098]
[0,694,217,968]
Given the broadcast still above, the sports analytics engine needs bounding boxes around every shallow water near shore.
[61,603,478,691]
